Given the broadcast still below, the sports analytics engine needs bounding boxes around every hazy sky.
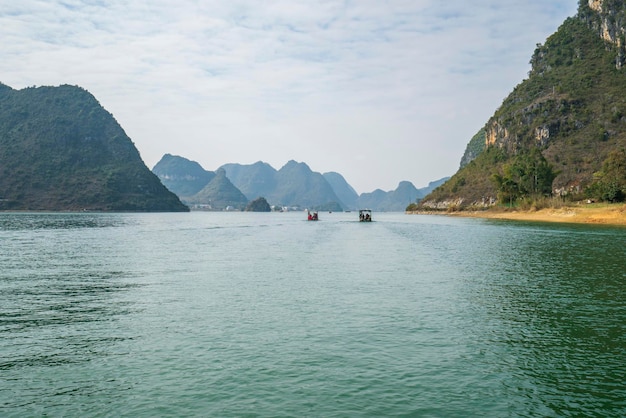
[0,0,578,194]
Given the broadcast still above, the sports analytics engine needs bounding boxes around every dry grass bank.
[409,204,626,226]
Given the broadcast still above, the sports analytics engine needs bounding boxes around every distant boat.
[307,211,319,221]
[359,209,372,222]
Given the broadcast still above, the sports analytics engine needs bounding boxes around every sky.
[0,0,579,194]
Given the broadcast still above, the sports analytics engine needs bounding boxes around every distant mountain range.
[153,154,448,211]
[0,82,446,213]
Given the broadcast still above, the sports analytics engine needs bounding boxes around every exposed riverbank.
[408,204,626,226]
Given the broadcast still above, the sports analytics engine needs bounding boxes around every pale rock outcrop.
[584,0,626,68]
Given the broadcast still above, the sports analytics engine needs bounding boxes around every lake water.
[1,211,624,417]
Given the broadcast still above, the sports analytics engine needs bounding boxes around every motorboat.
[359,209,372,222]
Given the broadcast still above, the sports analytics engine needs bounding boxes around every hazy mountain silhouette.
[152,154,215,198]
[186,168,249,210]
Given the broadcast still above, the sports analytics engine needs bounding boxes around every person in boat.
[308,211,313,221]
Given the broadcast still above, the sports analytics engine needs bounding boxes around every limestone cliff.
[484,0,625,158]
[422,0,626,208]
[581,0,626,68]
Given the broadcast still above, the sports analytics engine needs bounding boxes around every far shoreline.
[407,203,626,227]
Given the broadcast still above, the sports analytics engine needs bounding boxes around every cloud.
[0,0,578,193]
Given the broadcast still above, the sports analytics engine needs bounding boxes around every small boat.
[359,209,372,222]
[307,211,319,221]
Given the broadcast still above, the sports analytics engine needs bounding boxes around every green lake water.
[1,211,624,417]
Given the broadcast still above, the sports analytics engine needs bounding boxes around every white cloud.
[0,0,578,193]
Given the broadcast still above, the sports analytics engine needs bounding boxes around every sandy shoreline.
[408,204,626,226]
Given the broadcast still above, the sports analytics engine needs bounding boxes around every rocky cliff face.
[584,1,626,45]
[581,0,626,67]
[421,0,626,208]
[484,1,624,155]
[484,94,579,155]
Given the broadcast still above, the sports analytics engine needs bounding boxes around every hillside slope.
[152,154,215,198]
[422,1,626,209]
[358,181,423,211]
[0,84,188,211]
[323,172,359,210]
[219,161,277,200]
[186,168,249,210]
[271,160,344,209]
[220,160,344,210]
[159,156,437,211]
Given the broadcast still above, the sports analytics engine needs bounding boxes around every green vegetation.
[0,84,188,211]
[420,7,626,210]
[459,128,486,168]
[491,149,558,205]
[420,147,508,208]
[585,148,626,202]
[245,197,271,212]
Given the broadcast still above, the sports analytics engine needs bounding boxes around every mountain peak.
[282,160,311,171]
[153,154,215,197]
[422,3,626,209]
[0,83,188,211]
[187,167,248,210]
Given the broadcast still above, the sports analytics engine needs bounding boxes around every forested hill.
[421,0,626,209]
[0,83,188,211]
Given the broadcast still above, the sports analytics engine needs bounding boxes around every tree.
[245,197,271,212]
[492,149,557,204]
[586,149,626,202]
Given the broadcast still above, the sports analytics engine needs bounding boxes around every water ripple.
[1,212,625,417]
